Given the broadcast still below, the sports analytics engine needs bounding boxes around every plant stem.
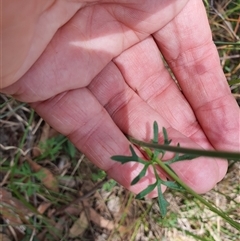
[128,136,240,160]
[214,41,240,45]
[129,203,153,241]
[155,158,240,230]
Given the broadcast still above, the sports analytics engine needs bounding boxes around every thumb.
[1,0,84,88]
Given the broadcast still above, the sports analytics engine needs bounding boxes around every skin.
[1,0,239,196]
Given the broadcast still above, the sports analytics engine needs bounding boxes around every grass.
[1,0,240,240]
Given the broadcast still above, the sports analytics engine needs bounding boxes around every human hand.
[1,0,239,195]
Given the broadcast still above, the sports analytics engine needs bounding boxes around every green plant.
[102,179,117,192]
[10,162,43,196]
[91,170,117,191]
[111,121,240,230]
[91,169,107,182]
[37,135,67,160]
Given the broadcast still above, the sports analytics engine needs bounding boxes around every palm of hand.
[2,0,239,195]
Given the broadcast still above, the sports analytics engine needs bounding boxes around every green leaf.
[157,180,169,217]
[111,155,136,164]
[135,181,158,199]
[64,140,76,158]
[161,180,185,191]
[176,154,198,161]
[157,181,169,216]
[129,145,138,158]
[162,127,172,145]
[91,170,106,181]
[103,179,117,192]
[153,121,159,143]
[131,163,151,185]
[166,152,197,165]
[111,145,146,164]
[152,121,164,157]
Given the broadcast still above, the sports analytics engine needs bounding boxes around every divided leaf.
[153,121,159,143]
[135,181,158,199]
[162,127,172,145]
[152,121,162,157]
[157,180,169,217]
[177,154,198,161]
[165,152,197,165]
[111,145,146,164]
[164,144,198,165]
[131,163,151,186]
[111,121,199,218]
[161,180,185,191]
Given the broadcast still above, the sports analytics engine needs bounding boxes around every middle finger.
[88,51,222,193]
[113,37,228,181]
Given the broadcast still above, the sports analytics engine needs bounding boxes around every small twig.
[70,154,85,177]
[0,144,32,156]
[32,118,43,135]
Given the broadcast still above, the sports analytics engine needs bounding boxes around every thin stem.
[214,41,240,45]
[128,136,240,160]
[155,158,240,230]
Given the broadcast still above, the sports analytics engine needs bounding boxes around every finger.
[88,61,221,194]
[1,4,141,101]
[1,0,187,100]
[113,36,228,181]
[153,0,240,151]
[31,88,167,196]
[114,37,207,146]
[2,0,84,87]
